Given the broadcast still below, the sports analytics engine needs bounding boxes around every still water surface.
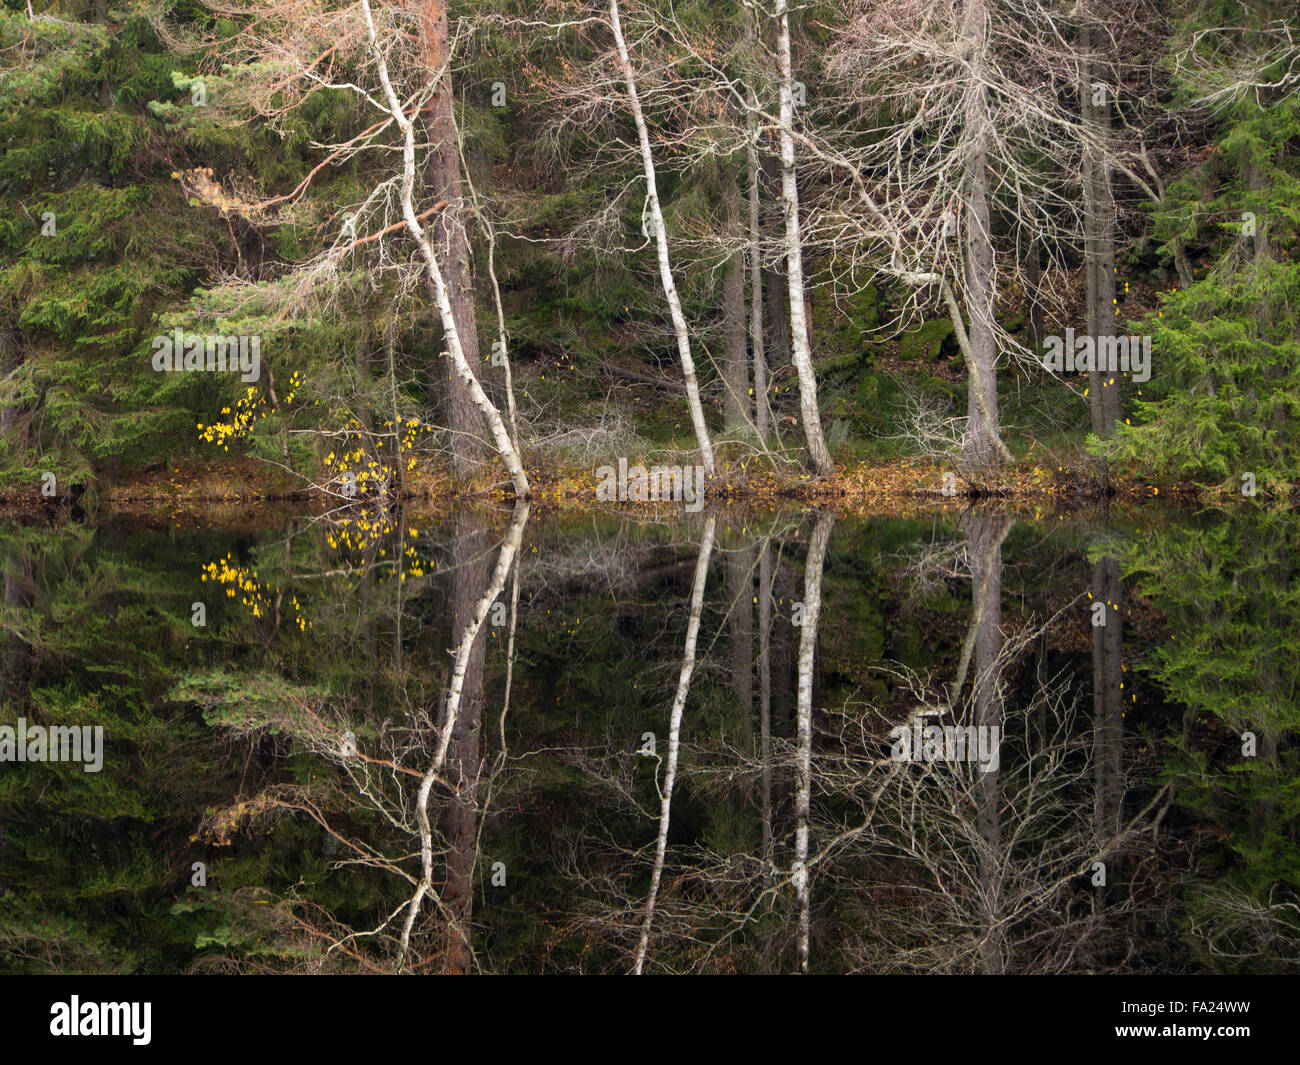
[1,501,1294,973]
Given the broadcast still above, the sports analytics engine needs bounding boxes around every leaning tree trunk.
[775,0,833,475]
[394,500,529,968]
[609,0,716,476]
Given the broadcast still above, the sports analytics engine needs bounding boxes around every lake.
[1,499,1295,974]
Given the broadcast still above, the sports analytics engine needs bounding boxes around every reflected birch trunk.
[632,515,716,974]
[793,511,833,972]
[396,501,530,970]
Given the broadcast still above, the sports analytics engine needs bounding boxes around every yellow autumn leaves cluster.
[201,554,310,631]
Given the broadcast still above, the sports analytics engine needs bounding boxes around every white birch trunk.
[361,0,529,500]
[776,0,833,476]
[746,7,769,442]
[609,0,716,476]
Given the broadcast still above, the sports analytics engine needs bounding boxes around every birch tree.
[168,0,531,498]
[361,0,530,498]
[609,0,716,476]
[397,499,530,968]
[746,5,771,442]
[656,0,1028,471]
[775,0,834,475]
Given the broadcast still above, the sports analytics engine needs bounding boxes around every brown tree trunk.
[762,156,791,381]
[419,0,482,478]
[764,265,790,375]
[1025,238,1044,352]
[758,539,774,859]
[1080,24,1121,438]
[723,212,749,434]
[439,511,492,973]
[726,543,755,754]
[1092,555,1124,839]
[0,329,21,442]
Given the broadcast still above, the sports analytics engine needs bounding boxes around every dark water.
[1,501,1296,974]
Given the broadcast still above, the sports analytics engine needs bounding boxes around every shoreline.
[0,455,1240,512]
